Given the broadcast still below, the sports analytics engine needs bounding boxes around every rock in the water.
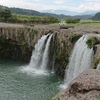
[53,69,100,100]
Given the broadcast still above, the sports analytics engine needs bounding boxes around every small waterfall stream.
[41,34,53,70]
[29,34,49,69]
[22,34,53,75]
[61,35,94,89]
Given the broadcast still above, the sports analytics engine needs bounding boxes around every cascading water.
[29,34,49,69]
[61,35,94,89]
[97,63,100,70]
[41,34,53,71]
[21,34,53,75]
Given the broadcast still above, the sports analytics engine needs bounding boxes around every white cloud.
[34,0,39,2]
[0,0,100,12]
[85,0,100,2]
[54,0,65,4]
[77,2,100,12]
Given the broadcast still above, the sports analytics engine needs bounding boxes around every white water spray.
[61,35,94,89]
[29,34,49,69]
[41,34,53,70]
[21,34,53,75]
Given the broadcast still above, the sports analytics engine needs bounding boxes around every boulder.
[53,69,100,100]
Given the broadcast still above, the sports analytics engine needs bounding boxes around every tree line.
[0,5,81,24]
[92,12,100,20]
[0,8,59,23]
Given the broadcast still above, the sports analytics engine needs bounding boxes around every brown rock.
[53,69,100,100]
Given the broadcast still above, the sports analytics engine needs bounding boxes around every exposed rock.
[93,44,100,68]
[1,23,100,77]
[53,69,100,100]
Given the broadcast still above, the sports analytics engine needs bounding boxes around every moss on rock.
[86,36,100,49]
[69,34,82,44]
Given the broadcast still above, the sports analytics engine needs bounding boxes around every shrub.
[86,36,100,48]
[69,34,82,43]
[93,56,100,69]
[66,18,80,23]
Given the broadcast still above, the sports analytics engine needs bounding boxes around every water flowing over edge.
[20,34,53,76]
[60,35,94,89]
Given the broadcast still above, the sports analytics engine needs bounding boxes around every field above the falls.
[1,20,100,35]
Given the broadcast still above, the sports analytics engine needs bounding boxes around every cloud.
[0,0,60,11]
[34,0,39,2]
[54,0,65,4]
[85,0,100,2]
[0,0,100,12]
[77,1,100,12]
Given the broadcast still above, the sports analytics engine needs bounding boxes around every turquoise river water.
[0,59,61,100]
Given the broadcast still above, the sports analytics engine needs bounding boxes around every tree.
[0,9,12,22]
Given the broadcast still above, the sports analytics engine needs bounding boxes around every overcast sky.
[0,0,100,12]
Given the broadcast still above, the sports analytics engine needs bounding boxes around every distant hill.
[80,10,98,16]
[0,5,96,19]
[72,15,93,20]
[42,10,80,16]
[9,7,93,19]
[10,7,44,16]
[42,10,98,16]
[10,7,71,18]
[92,12,100,20]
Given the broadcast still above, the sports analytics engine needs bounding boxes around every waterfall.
[41,34,53,70]
[97,63,100,70]
[29,34,49,69]
[22,34,53,75]
[61,35,94,89]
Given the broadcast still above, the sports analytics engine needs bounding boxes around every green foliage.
[8,14,18,22]
[69,34,82,43]
[33,29,38,34]
[0,8,12,21]
[66,18,80,23]
[57,96,61,100]
[86,36,100,48]
[92,12,100,20]
[22,41,28,46]
[93,56,100,69]
[55,39,72,77]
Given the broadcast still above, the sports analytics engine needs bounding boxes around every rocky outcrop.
[53,69,100,100]
[0,26,45,62]
[93,44,100,68]
[0,23,100,77]
[0,24,74,77]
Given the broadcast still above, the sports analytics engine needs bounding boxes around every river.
[0,58,61,100]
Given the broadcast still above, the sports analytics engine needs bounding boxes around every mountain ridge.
[0,5,99,19]
[42,9,99,16]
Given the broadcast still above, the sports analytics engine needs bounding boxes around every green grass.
[50,20,100,27]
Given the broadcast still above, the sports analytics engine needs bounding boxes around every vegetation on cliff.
[93,56,100,69]
[86,36,100,49]
[69,34,82,44]
[0,26,42,62]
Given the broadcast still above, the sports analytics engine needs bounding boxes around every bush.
[66,18,80,23]
[69,34,82,43]
[93,56,100,69]
[86,36,100,48]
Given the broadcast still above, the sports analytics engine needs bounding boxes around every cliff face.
[0,25,45,62]
[53,69,100,100]
[0,23,100,77]
[0,24,74,77]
